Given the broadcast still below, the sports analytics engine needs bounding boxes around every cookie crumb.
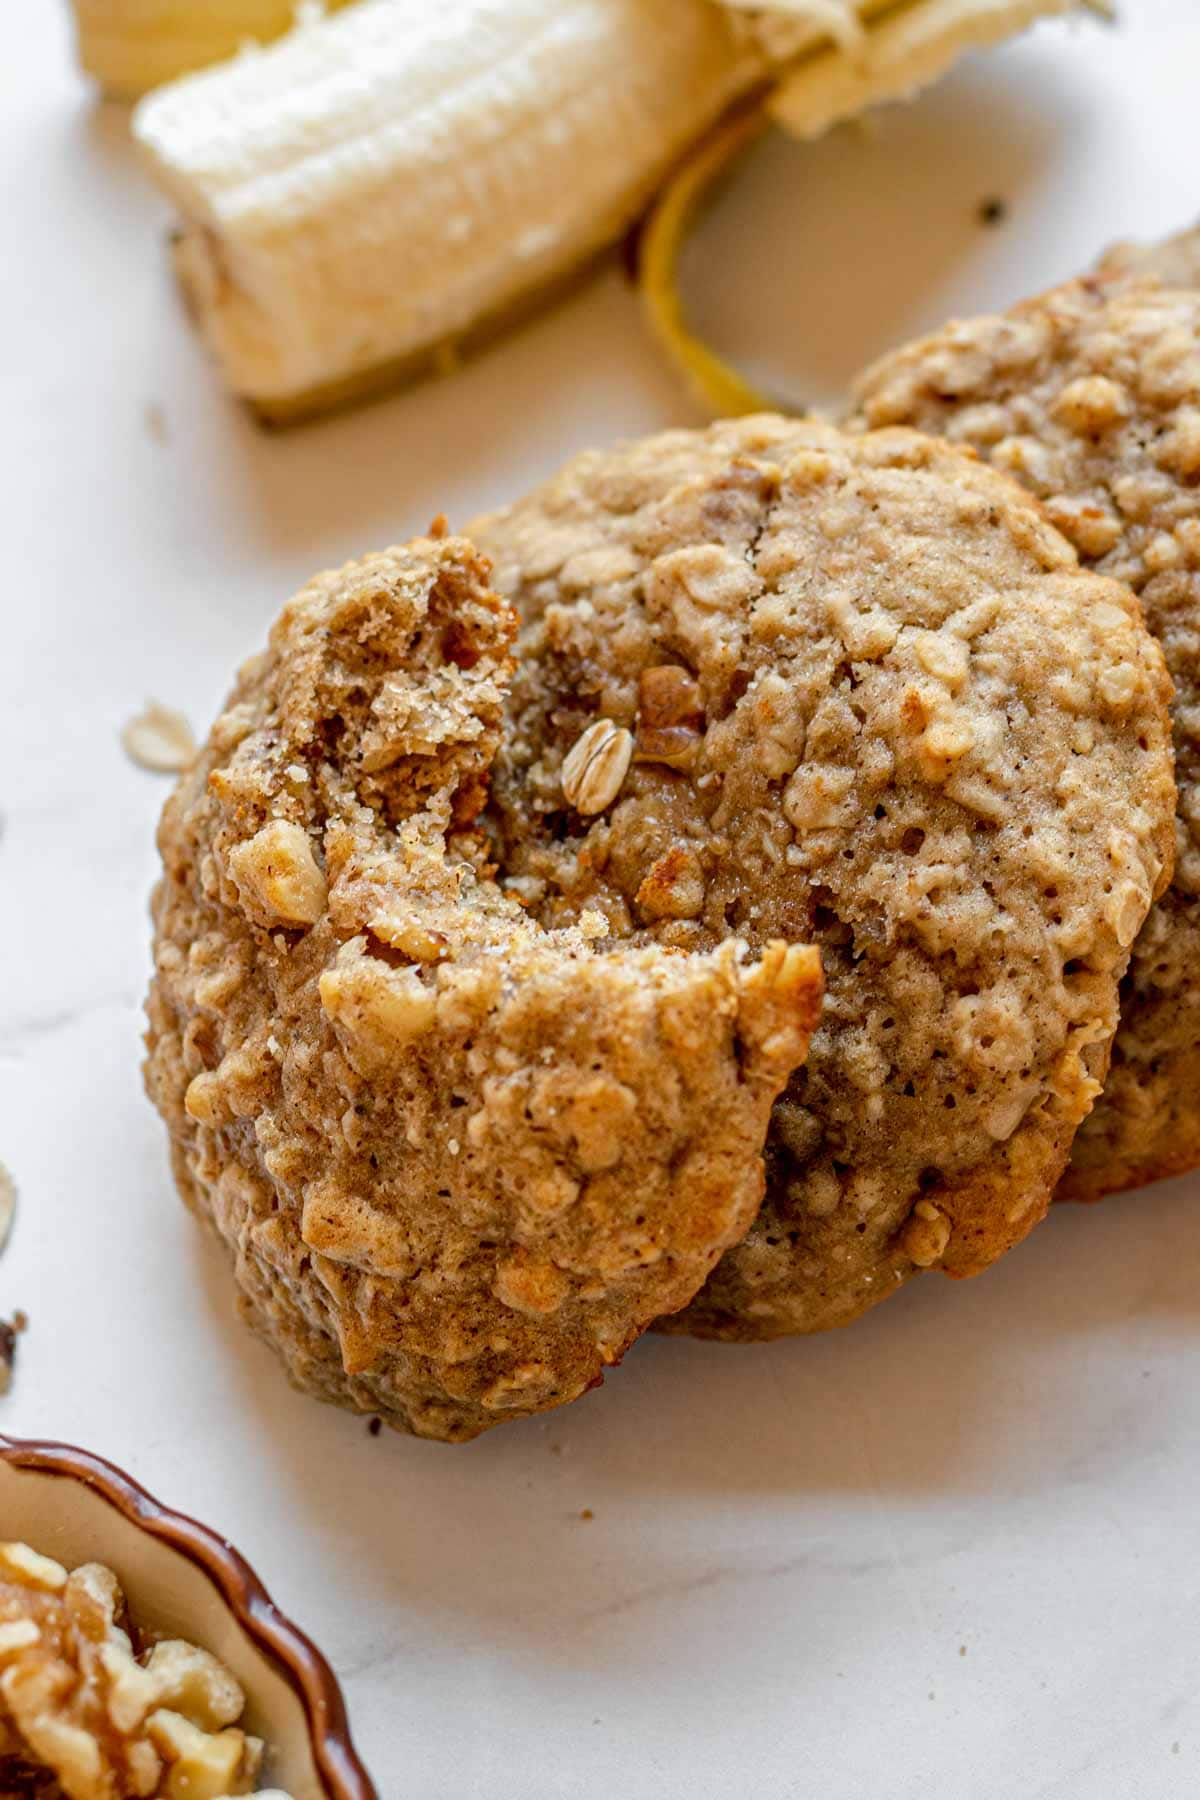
[978,196,1007,227]
[145,401,169,443]
[579,1508,594,1521]
[959,1644,967,1657]
[121,701,196,774]
[0,1163,15,1254]
[0,1318,18,1395]
[367,1415,382,1437]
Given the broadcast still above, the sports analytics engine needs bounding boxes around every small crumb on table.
[0,1319,18,1395]
[978,196,1008,226]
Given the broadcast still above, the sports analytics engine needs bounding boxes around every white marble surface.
[3,5,1200,1796]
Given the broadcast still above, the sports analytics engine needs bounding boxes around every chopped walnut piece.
[900,1198,952,1267]
[0,1549,66,1595]
[636,844,706,921]
[227,820,327,930]
[635,665,705,770]
[0,1543,291,1800]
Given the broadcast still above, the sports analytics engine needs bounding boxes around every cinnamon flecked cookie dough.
[145,534,821,1438]
[472,416,1176,1338]
[852,255,1200,1199]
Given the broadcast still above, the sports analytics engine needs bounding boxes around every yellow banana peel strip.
[639,104,777,420]
[642,0,1082,417]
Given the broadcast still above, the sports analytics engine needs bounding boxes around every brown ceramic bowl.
[0,1435,378,1800]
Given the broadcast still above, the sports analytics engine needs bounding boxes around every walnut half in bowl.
[0,1440,376,1800]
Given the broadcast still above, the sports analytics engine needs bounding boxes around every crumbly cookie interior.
[145,534,821,1438]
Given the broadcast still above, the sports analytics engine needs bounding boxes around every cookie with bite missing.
[145,534,821,1438]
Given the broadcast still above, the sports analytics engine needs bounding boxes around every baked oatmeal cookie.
[852,259,1200,1199]
[1094,221,1200,291]
[472,416,1175,1337]
[145,535,821,1438]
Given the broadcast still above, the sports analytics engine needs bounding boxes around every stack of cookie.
[851,229,1200,1203]
[145,229,1199,1441]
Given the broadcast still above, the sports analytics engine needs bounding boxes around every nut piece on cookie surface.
[228,819,327,929]
[635,664,705,770]
[851,252,1200,1201]
[472,414,1175,1341]
[145,534,821,1440]
[900,1200,952,1268]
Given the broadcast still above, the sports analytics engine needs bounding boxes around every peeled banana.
[131,0,1079,424]
[72,0,351,99]
[134,0,765,421]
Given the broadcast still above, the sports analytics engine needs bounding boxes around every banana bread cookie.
[1094,221,1200,290]
[852,257,1200,1199]
[144,534,821,1438]
[472,416,1176,1337]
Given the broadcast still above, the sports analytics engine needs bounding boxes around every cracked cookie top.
[472,416,1176,1338]
[852,260,1200,1199]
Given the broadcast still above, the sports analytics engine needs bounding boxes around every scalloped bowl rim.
[0,1433,378,1800]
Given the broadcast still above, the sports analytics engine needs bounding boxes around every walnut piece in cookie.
[851,249,1200,1201]
[0,1540,287,1799]
[472,415,1176,1339]
[145,536,822,1439]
